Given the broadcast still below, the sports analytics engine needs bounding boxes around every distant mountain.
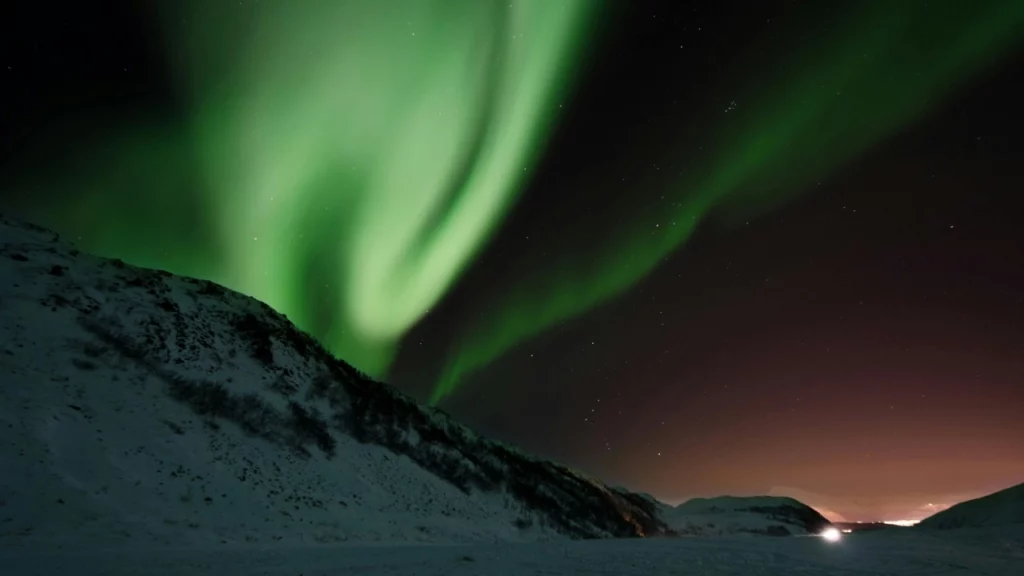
[0,214,668,548]
[918,482,1024,529]
[834,522,896,533]
[655,495,833,536]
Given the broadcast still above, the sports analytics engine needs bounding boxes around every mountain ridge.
[0,213,834,547]
[918,482,1024,530]
[657,495,832,536]
[0,213,667,546]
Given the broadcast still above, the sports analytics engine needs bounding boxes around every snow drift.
[918,482,1024,530]
[0,214,668,547]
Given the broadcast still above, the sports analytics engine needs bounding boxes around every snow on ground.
[2,525,1023,576]
[0,214,662,548]
[2,213,1022,574]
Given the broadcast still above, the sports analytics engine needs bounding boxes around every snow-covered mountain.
[8,212,1021,576]
[918,482,1024,530]
[656,495,833,536]
[0,214,668,547]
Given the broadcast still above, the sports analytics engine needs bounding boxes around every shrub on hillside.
[288,401,336,457]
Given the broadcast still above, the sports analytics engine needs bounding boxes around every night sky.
[2,0,1023,523]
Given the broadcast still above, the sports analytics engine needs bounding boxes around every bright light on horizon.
[820,527,842,543]
[883,520,920,527]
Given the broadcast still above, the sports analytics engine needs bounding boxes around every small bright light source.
[820,527,842,543]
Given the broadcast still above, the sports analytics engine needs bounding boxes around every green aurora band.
[172,0,600,375]
[19,0,598,376]
[429,1,1024,403]
[10,1,1023,404]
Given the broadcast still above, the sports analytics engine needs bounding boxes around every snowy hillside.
[0,214,667,547]
[657,495,833,536]
[918,482,1024,530]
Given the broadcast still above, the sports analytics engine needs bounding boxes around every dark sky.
[2,0,1023,523]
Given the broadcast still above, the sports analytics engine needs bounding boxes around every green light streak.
[184,0,599,375]
[430,1,1024,403]
[18,0,598,376]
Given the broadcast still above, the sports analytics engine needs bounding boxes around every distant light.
[821,527,842,543]
[883,520,920,527]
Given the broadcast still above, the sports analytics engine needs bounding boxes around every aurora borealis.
[9,0,1024,400]
[3,0,1024,523]
[6,0,601,377]
[429,0,1024,402]
[160,0,601,377]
